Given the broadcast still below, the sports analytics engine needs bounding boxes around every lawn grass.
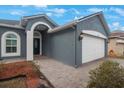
[109,56,124,59]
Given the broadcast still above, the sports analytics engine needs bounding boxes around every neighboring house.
[108,30,124,57]
[0,12,110,67]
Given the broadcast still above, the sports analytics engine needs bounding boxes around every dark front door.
[33,38,40,55]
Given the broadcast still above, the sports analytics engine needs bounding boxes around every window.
[1,32,20,57]
[6,34,17,53]
[34,32,40,37]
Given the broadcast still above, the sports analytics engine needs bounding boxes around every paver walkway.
[34,57,101,87]
[34,57,124,88]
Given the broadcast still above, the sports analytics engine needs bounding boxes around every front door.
[33,38,40,55]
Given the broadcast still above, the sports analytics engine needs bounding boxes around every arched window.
[1,31,21,57]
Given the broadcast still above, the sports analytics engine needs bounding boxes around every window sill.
[1,53,20,57]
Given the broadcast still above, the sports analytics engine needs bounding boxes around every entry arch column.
[26,21,52,61]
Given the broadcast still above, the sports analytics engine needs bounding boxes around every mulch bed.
[0,61,53,88]
[0,75,27,88]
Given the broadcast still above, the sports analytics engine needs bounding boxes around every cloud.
[10,10,27,16]
[70,8,80,15]
[46,12,52,16]
[21,5,29,7]
[112,22,120,27]
[22,5,47,9]
[106,15,120,19]
[33,5,47,8]
[110,7,124,16]
[36,7,68,17]
[87,8,108,13]
[34,7,67,17]
[109,22,124,30]
[74,16,78,20]
[48,8,67,14]
[45,8,67,17]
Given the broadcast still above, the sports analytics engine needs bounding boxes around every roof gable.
[49,12,110,35]
[78,12,110,36]
[21,14,58,27]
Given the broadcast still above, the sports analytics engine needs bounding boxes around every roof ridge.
[23,14,46,19]
[78,11,102,21]
[112,30,124,33]
[0,22,24,29]
[22,13,58,26]
[0,18,19,22]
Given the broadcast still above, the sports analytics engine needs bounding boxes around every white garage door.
[82,34,105,64]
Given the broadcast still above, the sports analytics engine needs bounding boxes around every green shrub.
[87,60,124,88]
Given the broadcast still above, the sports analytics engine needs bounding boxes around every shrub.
[87,60,124,88]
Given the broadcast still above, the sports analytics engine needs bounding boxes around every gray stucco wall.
[41,15,109,67]
[0,15,109,67]
[44,28,76,66]
[0,27,26,59]
[76,15,109,66]
[42,31,50,56]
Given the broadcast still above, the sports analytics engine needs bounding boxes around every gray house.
[0,12,110,67]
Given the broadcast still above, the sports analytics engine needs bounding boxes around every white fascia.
[82,30,107,39]
[116,39,124,43]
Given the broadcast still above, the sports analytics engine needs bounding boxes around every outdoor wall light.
[79,33,83,40]
[107,39,109,43]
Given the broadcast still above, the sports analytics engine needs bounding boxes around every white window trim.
[1,31,21,57]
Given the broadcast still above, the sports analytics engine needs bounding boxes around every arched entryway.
[26,21,52,61]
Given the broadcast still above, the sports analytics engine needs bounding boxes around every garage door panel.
[82,35,105,63]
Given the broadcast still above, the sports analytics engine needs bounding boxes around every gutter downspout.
[73,20,79,68]
[74,25,78,68]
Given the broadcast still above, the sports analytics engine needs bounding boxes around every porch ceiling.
[34,24,49,31]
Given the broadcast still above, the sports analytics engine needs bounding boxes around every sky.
[0,5,124,31]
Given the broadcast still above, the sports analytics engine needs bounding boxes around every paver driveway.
[34,57,124,88]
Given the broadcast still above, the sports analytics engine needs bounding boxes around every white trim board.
[116,40,124,44]
[31,21,52,32]
[82,30,107,39]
